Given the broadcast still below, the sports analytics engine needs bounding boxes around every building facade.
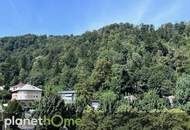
[58,91,76,104]
[10,83,42,101]
[91,100,100,110]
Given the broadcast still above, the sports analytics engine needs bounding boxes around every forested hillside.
[1,22,190,129]
[1,22,190,93]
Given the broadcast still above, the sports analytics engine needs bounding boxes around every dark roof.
[58,90,76,94]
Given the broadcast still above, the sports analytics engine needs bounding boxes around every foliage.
[98,90,118,113]
[175,74,190,104]
[136,90,167,111]
[0,90,11,102]
[1,22,190,129]
[5,100,23,130]
[6,100,23,116]
[35,92,65,130]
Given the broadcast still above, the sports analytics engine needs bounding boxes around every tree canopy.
[1,22,190,129]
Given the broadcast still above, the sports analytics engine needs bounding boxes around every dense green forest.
[1,22,190,129]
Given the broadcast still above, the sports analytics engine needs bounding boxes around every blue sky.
[0,0,189,36]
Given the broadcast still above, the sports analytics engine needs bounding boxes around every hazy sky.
[0,0,189,36]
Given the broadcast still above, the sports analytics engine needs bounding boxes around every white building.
[164,95,175,108]
[10,83,42,101]
[0,85,5,90]
[91,100,100,110]
[124,95,137,102]
[58,91,76,104]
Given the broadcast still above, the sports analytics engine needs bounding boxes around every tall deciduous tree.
[175,74,190,104]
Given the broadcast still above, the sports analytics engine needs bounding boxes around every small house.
[58,90,76,104]
[91,100,100,110]
[10,83,42,101]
